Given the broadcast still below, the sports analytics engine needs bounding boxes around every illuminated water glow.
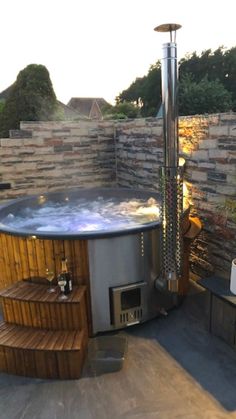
[1,197,160,233]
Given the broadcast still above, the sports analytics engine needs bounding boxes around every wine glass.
[45,268,56,293]
[58,276,68,300]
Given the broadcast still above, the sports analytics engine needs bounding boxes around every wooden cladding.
[0,322,87,379]
[0,233,89,290]
[0,282,88,332]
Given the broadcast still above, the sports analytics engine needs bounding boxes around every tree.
[117,61,162,117]
[179,47,236,109]
[116,46,236,116]
[0,64,57,137]
[178,74,232,116]
[102,101,140,119]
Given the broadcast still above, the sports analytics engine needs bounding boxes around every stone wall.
[116,113,236,279]
[0,120,116,199]
[0,114,235,279]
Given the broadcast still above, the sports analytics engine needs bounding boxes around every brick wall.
[0,114,235,279]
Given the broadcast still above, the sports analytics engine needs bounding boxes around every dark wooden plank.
[0,346,6,371]
[20,301,33,327]
[34,350,48,378]
[44,351,59,379]
[11,300,23,326]
[198,276,235,305]
[2,299,15,323]
[29,301,42,328]
[4,347,17,375]
[38,302,51,329]
[22,348,37,377]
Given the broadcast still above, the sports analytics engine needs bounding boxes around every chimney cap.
[154,23,181,33]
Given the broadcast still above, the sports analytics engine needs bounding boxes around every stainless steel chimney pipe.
[162,41,178,168]
[154,24,183,293]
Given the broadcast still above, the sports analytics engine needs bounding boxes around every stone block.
[136,152,146,161]
[199,139,218,149]
[70,128,89,136]
[198,162,215,169]
[209,149,229,159]
[52,129,70,137]
[191,171,207,182]
[151,126,162,136]
[209,125,229,137]
[192,150,208,160]
[16,162,37,172]
[1,138,24,147]
[54,145,73,152]
[207,172,227,182]
[10,129,32,138]
[216,163,236,173]
[23,138,44,146]
[32,130,52,138]
[207,193,226,203]
[229,125,236,137]
[227,174,236,184]
[216,185,236,195]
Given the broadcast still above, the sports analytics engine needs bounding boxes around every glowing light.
[136,206,160,217]
[38,195,46,204]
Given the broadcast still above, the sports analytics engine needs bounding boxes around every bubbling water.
[1,196,160,233]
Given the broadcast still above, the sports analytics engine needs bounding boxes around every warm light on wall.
[179,118,208,156]
[183,181,192,208]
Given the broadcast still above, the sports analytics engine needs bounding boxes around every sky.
[1,0,236,105]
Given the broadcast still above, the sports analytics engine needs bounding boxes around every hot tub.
[0,188,190,333]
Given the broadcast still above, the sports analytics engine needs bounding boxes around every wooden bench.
[198,276,236,349]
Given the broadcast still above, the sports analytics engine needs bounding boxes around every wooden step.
[0,322,87,379]
[0,282,88,332]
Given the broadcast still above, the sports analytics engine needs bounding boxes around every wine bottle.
[58,257,72,295]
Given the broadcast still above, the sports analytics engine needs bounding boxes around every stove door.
[110,282,147,328]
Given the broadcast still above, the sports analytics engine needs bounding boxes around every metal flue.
[154,23,183,293]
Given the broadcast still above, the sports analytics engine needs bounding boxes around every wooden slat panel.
[26,237,39,279]
[35,239,47,279]
[0,234,9,288]
[34,350,49,378]
[3,235,17,284]
[0,233,90,293]
[44,352,58,379]
[22,349,37,377]
[12,237,24,281]
[2,299,15,323]
[20,301,32,327]
[0,347,7,373]
[72,241,83,284]
[29,301,42,328]
[4,347,17,375]
[18,237,30,280]
[52,240,65,277]
[11,300,23,325]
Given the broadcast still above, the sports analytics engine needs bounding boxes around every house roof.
[67,97,109,118]
[56,100,88,120]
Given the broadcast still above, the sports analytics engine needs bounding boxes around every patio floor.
[1,281,236,419]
